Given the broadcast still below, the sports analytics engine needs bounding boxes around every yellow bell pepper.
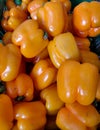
[12,19,49,58]
[14,101,47,130]
[30,58,57,90]
[37,1,68,37]
[0,94,14,130]
[72,1,100,37]
[40,83,64,115]
[6,73,34,101]
[1,6,28,31]
[0,44,22,81]
[48,32,80,68]
[57,60,99,105]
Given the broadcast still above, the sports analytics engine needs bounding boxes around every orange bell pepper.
[37,1,68,37]
[56,102,100,130]
[27,0,47,20]
[6,73,34,101]
[1,6,28,31]
[0,44,22,81]
[12,19,49,58]
[0,94,14,130]
[72,1,100,37]
[48,32,80,68]
[65,102,100,127]
[14,101,47,130]
[57,60,99,105]
[40,83,64,115]
[30,58,57,90]
[56,106,87,130]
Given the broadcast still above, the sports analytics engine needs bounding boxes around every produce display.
[0,0,100,130]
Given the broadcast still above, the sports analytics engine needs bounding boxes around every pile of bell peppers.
[0,0,100,130]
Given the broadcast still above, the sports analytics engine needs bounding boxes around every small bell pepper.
[40,83,64,115]
[72,1,100,37]
[57,60,99,105]
[80,50,100,70]
[30,58,57,90]
[6,73,34,101]
[27,0,47,20]
[0,94,14,130]
[14,101,47,130]
[12,19,49,58]
[65,102,100,127]
[56,102,100,130]
[37,1,68,37]
[48,32,80,68]
[1,6,28,31]
[0,43,22,81]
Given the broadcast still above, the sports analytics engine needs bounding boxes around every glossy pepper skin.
[37,1,68,37]
[30,58,57,90]
[0,94,14,130]
[27,0,47,20]
[56,102,100,130]
[12,19,49,58]
[72,1,100,38]
[14,101,47,130]
[40,83,64,115]
[0,44,22,81]
[6,73,34,101]
[57,60,99,105]
[48,32,80,68]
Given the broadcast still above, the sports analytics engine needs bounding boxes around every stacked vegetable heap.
[0,0,100,130]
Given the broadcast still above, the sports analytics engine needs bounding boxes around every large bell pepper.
[6,73,34,101]
[72,1,100,37]
[14,101,47,130]
[40,83,64,115]
[30,58,57,90]
[48,32,80,68]
[57,60,99,105]
[37,1,68,37]
[12,19,49,58]
[0,94,14,130]
[0,43,22,81]
[56,101,100,130]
